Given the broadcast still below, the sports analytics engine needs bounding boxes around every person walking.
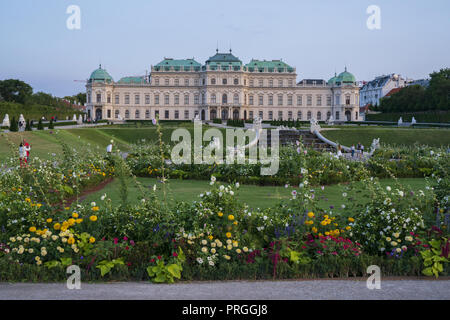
[19,143,26,167]
[360,144,365,158]
[23,139,31,163]
[351,144,355,158]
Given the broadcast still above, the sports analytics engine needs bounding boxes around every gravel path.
[1,279,449,300]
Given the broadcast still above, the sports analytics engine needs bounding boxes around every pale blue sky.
[0,0,449,96]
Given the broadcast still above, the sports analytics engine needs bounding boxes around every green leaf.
[290,250,300,263]
[96,264,112,277]
[422,267,433,276]
[44,260,60,269]
[60,257,72,267]
[167,264,182,279]
[430,239,441,250]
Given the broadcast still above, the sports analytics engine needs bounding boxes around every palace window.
[184,110,189,119]
[194,79,199,86]
[125,94,130,104]
[125,110,130,119]
[288,95,293,106]
[258,95,263,106]
[174,110,179,119]
[268,111,273,120]
[107,109,111,118]
[175,79,179,86]
[194,94,199,105]
[115,94,119,104]
[269,95,273,105]
[165,94,169,105]
[278,79,283,87]
[96,93,101,103]
[346,95,351,105]
[87,93,91,103]
[335,111,340,120]
[259,79,263,87]
[297,95,302,106]
[155,110,159,118]
[269,79,273,87]
[145,110,150,119]
[145,95,150,104]
[184,94,189,105]
[297,111,302,120]
[154,78,160,86]
[155,94,160,105]
[327,95,331,106]
[184,78,189,86]
[211,94,216,104]
[107,93,111,103]
[259,110,264,119]
[135,94,140,105]
[278,94,283,106]
[307,95,312,106]
[249,79,254,87]
[211,78,216,85]
[165,110,169,119]
[278,111,283,120]
[234,94,239,105]
[335,95,340,105]
[249,95,254,105]
[317,111,321,120]
[316,95,322,106]
[135,110,140,119]
[288,111,293,120]
[223,78,227,85]
[115,110,119,119]
[234,78,239,85]
[174,94,179,105]
[249,111,254,119]
[165,78,169,86]
[307,111,312,120]
[222,94,228,104]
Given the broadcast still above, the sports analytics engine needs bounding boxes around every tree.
[9,116,18,132]
[37,118,44,130]
[25,120,32,131]
[0,79,33,104]
[426,68,450,111]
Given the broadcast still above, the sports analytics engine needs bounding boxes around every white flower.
[196,258,204,264]
[341,204,346,209]
[235,182,240,188]
[386,186,391,192]
[90,202,96,207]
[299,183,304,188]
[219,185,225,191]
[229,190,234,196]
[100,193,107,201]
[209,260,215,266]
[210,176,216,183]
[284,184,289,188]
[291,190,297,196]
[342,192,347,197]
[153,185,157,191]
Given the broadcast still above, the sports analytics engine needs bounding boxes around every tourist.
[106,143,113,154]
[23,140,31,162]
[337,145,343,158]
[19,143,26,167]
[360,144,365,158]
[351,144,355,158]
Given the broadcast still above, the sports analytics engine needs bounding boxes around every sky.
[0,0,449,97]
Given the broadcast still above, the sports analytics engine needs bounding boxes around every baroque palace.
[85,50,361,122]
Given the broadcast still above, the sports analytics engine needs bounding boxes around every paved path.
[1,280,449,300]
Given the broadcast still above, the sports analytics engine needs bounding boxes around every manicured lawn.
[321,127,450,147]
[82,177,429,211]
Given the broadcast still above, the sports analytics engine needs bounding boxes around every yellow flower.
[89,237,95,243]
[307,212,314,218]
[68,218,75,226]
[67,237,75,245]
[233,221,238,225]
[46,218,52,223]
[218,212,223,217]
[325,231,330,236]
[243,247,249,252]
[29,226,36,232]
[223,255,231,260]
[72,212,79,218]
[345,226,351,230]
[90,215,98,222]
[348,217,355,222]
[236,249,242,254]
[65,207,70,210]
[226,232,232,238]
[53,223,61,230]
[92,206,99,211]
[36,203,42,208]
[228,215,234,221]
[25,198,31,203]
[320,221,327,226]
[312,227,318,233]
[76,219,83,224]
[208,235,213,240]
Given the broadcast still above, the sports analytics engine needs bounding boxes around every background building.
[359,73,408,107]
[86,51,361,122]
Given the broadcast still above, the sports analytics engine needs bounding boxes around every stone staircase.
[268,130,335,152]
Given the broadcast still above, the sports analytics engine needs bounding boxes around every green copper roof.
[89,65,113,83]
[154,58,201,71]
[206,52,242,65]
[336,68,356,83]
[245,59,294,73]
[118,76,145,84]
[328,73,338,85]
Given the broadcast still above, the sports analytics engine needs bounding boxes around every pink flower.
[123,236,128,241]
[173,252,178,257]
[113,238,118,244]
[331,251,337,255]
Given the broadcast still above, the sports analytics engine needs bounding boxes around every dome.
[336,67,356,83]
[327,72,338,85]
[89,65,113,83]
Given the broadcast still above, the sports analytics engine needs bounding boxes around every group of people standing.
[19,140,31,167]
[351,142,365,158]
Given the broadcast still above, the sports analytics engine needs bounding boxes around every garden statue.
[73,114,77,121]
[398,117,403,125]
[2,114,10,128]
[326,115,334,125]
[411,117,416,125]
[369,138,380,155]
[309,117,321,134]
[77,114,83,125]
[18,114,26,132]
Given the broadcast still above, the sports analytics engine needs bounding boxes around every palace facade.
[85,50,361,122]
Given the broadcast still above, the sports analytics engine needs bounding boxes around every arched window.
[125,110,130,119]
[297,111,302,120]
[233,94,239,104]
[317,111,321,120]
[210,109,217,120]
[211,94,216,104]
[211,78,216,85]
[222,94,228,104]
[307,111,312,120]
[135,110,140,119]
[233,109,239,119]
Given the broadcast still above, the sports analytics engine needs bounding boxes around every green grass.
[321,127,450,147]
[82,177,429,211]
